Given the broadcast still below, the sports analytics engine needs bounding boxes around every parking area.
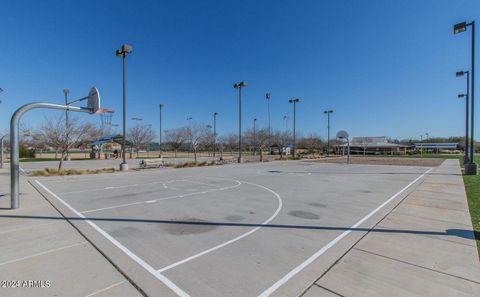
[31,160,432,296]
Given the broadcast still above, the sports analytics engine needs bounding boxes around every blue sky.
[0,0,479,140]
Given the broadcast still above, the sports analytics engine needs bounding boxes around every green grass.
[462,174,480,254]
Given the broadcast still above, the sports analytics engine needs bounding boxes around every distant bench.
[139,158,164,169]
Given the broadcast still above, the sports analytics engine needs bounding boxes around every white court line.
[257,167,433,297]
[57,178,225,195]
[80,180,241,214]
[157,180,283,273]
[0,241,87,266]
[35,180,191,297]
[84,280,126,297]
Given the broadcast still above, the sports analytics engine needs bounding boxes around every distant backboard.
[336,130,349,140]
[87,87,100,114]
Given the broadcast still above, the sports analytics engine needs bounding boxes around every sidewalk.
[0,168,143,297]
[303,159,480,297]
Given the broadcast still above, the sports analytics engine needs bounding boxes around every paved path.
[0,168,143,297]
[302,159,480,297]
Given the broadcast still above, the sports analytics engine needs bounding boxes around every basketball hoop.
[97,108,114,126]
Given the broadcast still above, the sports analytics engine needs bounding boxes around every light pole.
[324,110,333,156]
[116,44,133,171]
[187,117,193,156]
[266,93,271,143]
[159,104,164,157]
[253,118,257,156]
[289,98,301,157]
[63,89,70,160]
[459,93,470,164]
[233,81,247,163]
[213,112,218,157]
[454,20,476,174]
[420,134,423,157]
[457,71,470,163]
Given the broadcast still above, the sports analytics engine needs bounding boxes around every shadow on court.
[0,214,477,240]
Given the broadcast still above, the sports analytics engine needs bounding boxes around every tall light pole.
[253,118,257,156]
[116,44,133,171]
[458,94,470,163]
[233,81,247,163]
[455,20,476,174]
[63,89,70,160]
[324,110,333,156]
[266,93,271,142]
[187,117,193,156]
[289,98,301,157]
[159,104,164,157]
[420,134,423,157]
[213,112,218,157]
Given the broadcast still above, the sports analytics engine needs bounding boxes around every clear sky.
[0,0,479,141]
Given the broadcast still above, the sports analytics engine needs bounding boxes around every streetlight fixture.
[159,104,164,157]
[454,20,476,174]
[213,112,218,157]
[233,81,247,163]
[63,89,70,161]
[289,98,301,157]
[116,44,133,171]
[253,118,257,156]
[324,110,334,156]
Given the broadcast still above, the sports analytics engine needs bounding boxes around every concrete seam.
[298,168,432,297]
[353,247,480,285]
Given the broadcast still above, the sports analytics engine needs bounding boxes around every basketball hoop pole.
[10,102,93,209]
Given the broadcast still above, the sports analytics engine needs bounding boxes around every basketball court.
[28,160,433,296]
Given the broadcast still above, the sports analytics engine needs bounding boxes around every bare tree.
[272,130,292,159]
[298,133,324,154]
[225,133,238,155]
[165,128,187,157]
[36,115,95,170]
[185,123,210,161]
[255,128,270,161]
[127,124,156,157]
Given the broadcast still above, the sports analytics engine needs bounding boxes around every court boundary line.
[257,167,433,297]
[156,179,283,273]
[34,180,191,297]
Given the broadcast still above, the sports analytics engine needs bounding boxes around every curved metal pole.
[10,102,92,209]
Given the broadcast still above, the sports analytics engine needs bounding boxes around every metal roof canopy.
[90,134,133,147]
[415,143,459,149]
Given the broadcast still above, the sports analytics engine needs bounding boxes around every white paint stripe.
[0,241,87,266]
[58,178,227,195]
[157,180,283,273]
[35,180,190,297]
[257,167,433,297]
[84,280,126,297]
[80,180,241,214]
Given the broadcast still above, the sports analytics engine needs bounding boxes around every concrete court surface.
[25,159,464,297]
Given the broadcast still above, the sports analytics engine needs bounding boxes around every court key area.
[32,160,432,297]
